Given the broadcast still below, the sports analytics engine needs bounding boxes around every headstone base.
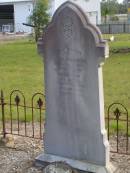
[35,154,116,173]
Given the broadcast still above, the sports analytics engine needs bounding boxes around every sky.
[100,0,124,3]
[117,0,123,3]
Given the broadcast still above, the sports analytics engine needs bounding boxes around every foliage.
[118,3,127,14]
[101,0,127,23]
[29,0,50,41]
[101,0,118,17]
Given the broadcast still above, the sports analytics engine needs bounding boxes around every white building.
[0,0,33,33]
[49,0,101,24]
[0,0,101,33]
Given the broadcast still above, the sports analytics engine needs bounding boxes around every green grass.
[103,52,130,113]
[0,40,44,102]
[0,39,44,121]
[103,51,130,135]
[103,34,130,49]
[103,33,130,41]
[0,35,130,126]
[102,34,130,115]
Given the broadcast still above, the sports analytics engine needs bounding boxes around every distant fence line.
[1,22,130,35]
[97,23,130,34]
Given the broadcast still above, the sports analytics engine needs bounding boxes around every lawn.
[0,39,44,102]
[0,39,44,121]
[103,33,130,49]
[103,34,130,112]
[0,35,130,122]
[103,52,130,113]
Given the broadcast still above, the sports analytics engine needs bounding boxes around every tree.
[101,0,119,23]
[118,3,127,14]
[123,0,128,5]
[29,0,50,41]
[101,0,109,23]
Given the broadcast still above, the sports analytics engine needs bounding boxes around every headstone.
[36,2,115,173]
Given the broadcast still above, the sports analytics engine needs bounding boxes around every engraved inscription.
[57,47,86,94]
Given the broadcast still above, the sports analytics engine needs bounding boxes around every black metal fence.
[0,90,130,155]
[0,90,45,139]
[106,103,130,155]
[97,24,130,34]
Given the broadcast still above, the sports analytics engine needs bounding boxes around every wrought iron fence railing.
[0,90,45,140]
[0,89,130,155]
[106,102,130,155]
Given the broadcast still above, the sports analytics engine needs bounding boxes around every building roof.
[0,0,32,3]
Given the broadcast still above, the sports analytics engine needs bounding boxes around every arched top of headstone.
[51,1,104,46]
[38,1,109,63]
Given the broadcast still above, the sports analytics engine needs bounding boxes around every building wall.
[0,0,101,33]
[14,1,33,33]
[0,0,33,33]
[0,0,32,2]
[49,0,101,24]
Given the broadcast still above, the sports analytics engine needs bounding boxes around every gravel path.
[111,153,130,173]
[0,135,43,173]
[0,136,130,173]
[0,129,130,172]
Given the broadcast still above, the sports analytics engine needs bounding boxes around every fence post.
[109,24,111,34]
[1,90,6,138]
[123,23,126,33]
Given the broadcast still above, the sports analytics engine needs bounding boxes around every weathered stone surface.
[43,161,75,173]
[36,1,112,172]
[36,154,115,173]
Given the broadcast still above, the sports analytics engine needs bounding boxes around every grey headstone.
[36,1,114,173]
